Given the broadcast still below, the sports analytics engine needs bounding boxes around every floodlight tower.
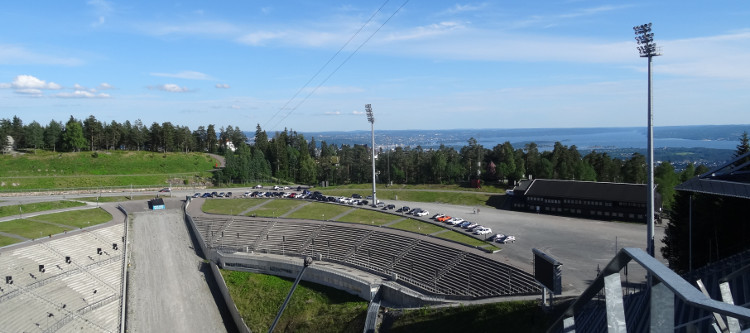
[366,104,377,207]
[633,22,661,257]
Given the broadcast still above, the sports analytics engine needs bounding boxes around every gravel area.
[126,208,227,332]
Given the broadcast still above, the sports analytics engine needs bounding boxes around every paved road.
[126,208,227,333]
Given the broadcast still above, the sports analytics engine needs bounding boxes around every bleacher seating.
[0,224,123,333]
[191,215,540,298]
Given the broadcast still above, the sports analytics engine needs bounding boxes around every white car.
[432,213,444,220]
[416,210,429,217]
[503,235,516,243]
[273,185,281,190]
[465,222,479,230]
[254,184,263,189]
[447,217,464,225]
[474,227,492,235]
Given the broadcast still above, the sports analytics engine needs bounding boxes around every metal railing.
[548,248,750,333]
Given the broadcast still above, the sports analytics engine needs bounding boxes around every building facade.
[510,179,661,222]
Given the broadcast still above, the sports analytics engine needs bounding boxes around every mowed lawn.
[0,235,22,247]
[30,208,112,229]
[246,199,308,218]
[0,219,74,239]
[285,202,353,220]
[0,200,86,218]
[202,198,268,215]
[388,219,445,235]
[0,208,112,239]
[336,208,402,226]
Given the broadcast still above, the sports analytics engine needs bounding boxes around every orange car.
[437,215,452,222]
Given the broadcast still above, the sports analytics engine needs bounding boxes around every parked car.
[447,217,464,225]
[352,193,362,199]
[288,193,297,198]
[465,222,479,230]
[225,192,232,198]
[503,235,516,243]
[218,192,225,197]
[201,192,212,198]
[416,210,429,217]
[490,233,505,241]
[158,187,171,192]
[273,185,281,190]
[459,221,472,228]
[254,184,263,189]
[432,213,444,220]
[192,193,201,198]
[211,192,219,197]
[437,215,452,222]
[386,204,396,210]
[475,227,492,235]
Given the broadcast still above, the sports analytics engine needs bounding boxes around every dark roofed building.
[511,179,661,222]
[675,151,750,199]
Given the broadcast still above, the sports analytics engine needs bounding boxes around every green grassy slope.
[0,151,216,190]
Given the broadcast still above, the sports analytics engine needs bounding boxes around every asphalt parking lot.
[369,199,666,294]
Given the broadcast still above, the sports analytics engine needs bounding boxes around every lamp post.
[633,22,661,257]
[365,104,377,207]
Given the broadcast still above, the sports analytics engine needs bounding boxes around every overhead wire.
[266,0,410,131]
[263,0,392,130]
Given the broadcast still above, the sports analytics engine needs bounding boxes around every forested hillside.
[4,115,746,211]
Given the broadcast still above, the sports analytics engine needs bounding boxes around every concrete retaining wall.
[379,282,447,308]
[208,262,251,333]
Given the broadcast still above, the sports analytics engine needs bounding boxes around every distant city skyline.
[1,1,749,132]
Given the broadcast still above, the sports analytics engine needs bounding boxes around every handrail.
[548,247,750,332]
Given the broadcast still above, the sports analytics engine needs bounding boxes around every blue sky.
[1,1,749,133]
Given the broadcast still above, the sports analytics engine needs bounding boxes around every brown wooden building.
[510,179,661,222]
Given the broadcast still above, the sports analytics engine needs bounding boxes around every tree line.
[5,115,746,211]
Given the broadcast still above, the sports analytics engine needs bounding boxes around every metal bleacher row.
[192,215,540,298]
[0,224,124,333]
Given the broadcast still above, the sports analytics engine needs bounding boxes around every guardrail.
[117,204,129,333]
[547,248,750,333]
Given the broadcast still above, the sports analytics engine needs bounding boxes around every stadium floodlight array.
[633,22,661,257]
[633,23,661,57]
[365,104,377,207]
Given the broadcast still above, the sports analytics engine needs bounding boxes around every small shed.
[148,198,165,210]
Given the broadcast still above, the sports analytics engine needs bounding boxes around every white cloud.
[143,21,240,37]
[305,86,364,94]
[383,22,465,42]
[150,71,214,80]
[237,31,288,46]
[88,0,113,27]
[11,75,62,90]
[150,84,191,92]
[439,3,489,15]
[98,82,114,90]
[15,88,43,96]
[215,83,230,89]
[0,45,82,65]
[55,90,111,98]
